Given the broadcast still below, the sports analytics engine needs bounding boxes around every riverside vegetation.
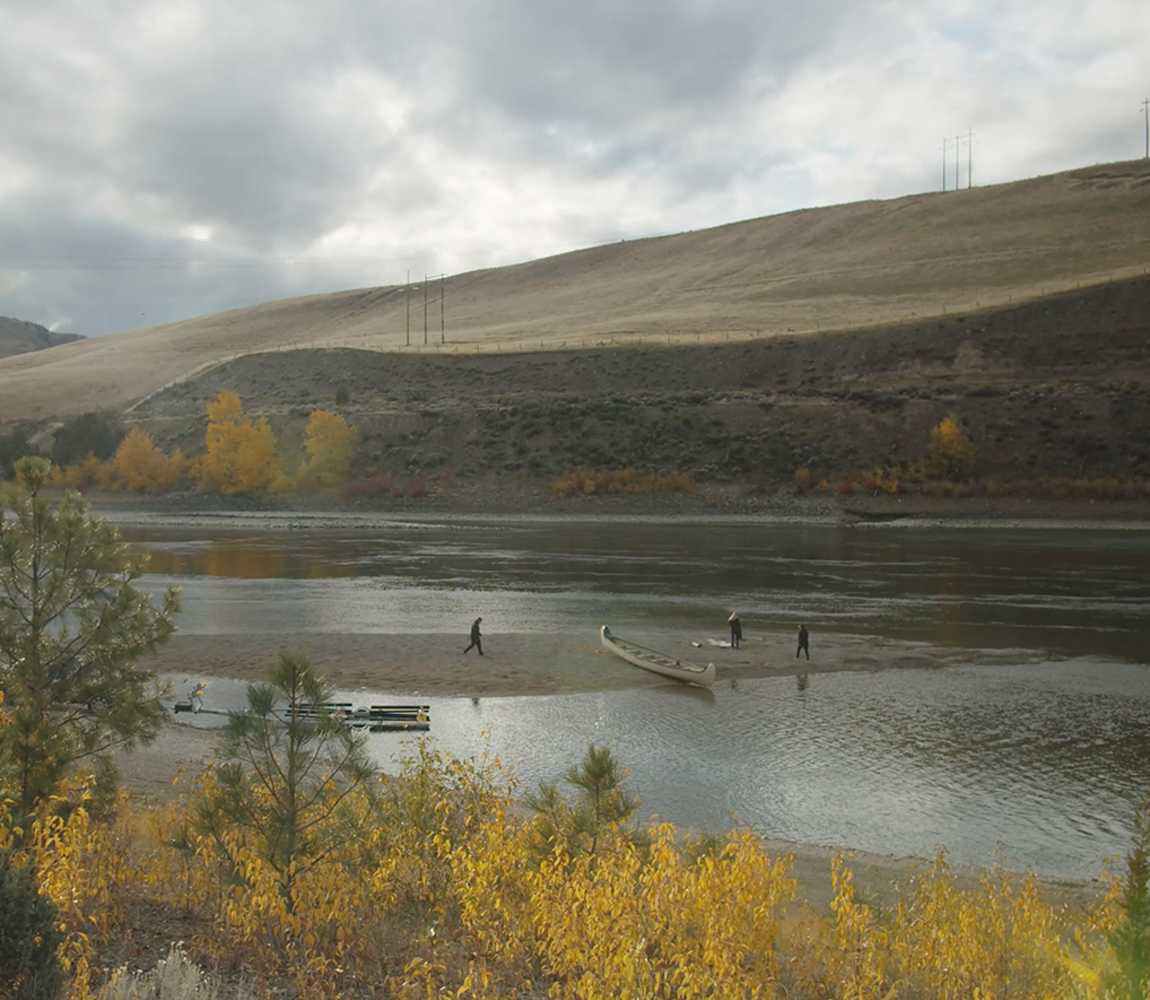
[2,465,1150,999]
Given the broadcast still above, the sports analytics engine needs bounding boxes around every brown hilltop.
[0,316,83,359]
[2,157,1149,424]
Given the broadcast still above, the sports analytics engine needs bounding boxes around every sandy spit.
[112,629,1101,909]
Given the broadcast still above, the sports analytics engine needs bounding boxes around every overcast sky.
[2,0,1147,336]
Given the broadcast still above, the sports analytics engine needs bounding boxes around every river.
[113,511,1150,880]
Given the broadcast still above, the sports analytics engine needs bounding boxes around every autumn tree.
[197,391,283,495]
[194,654,375,912]
[926,414,976,480]
[48,452,115,493]
[112,428,183,493]
[0,458,179,827]
[298,409,356,489]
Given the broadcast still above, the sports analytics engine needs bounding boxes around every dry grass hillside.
[2,158,1150,422]
[131,274,1150,487]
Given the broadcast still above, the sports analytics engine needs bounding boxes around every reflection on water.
[126,518,1150,664]
[171,656,1150,880]
[144,540,359,580]
[119,514,1150,879]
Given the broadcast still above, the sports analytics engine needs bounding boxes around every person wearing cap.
[463,616,484,656]
[728,610,742,649]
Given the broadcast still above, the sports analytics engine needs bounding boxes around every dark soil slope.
[131,276,1150,484]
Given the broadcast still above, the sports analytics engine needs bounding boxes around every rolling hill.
[0,317,83,359]
[2,158,1149,424]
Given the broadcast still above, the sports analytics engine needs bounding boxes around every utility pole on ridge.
[405,269,410,347]
[1142,98,1149,159]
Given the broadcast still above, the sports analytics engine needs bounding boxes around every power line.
[941,132,973,191]
[967,129,974,189]
[1142,98,1149,159]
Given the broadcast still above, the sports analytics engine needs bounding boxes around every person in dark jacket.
[796,623,810,660]
[728,610,742,649]
[463,616,484,656]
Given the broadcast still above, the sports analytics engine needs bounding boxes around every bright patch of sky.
[1,0,1147,335]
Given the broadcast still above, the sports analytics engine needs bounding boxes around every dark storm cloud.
[1,0,1147,335]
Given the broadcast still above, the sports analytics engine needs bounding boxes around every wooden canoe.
[600,625,716,687]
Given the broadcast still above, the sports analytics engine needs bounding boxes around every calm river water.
[114,511,1150,880]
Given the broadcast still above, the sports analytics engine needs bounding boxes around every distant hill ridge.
[1,157,1149,421]
[0,316,83,359]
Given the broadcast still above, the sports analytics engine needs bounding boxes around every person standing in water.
[728,610,742,649]
[463,616,484,656]
[796,623,810,660]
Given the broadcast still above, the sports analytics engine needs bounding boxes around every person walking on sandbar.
[728,610,742,649]
[796,623,810,660]
[463,616,484,656]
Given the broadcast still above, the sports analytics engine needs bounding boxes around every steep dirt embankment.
[130,275,1150,485]
[3,158,1150,421]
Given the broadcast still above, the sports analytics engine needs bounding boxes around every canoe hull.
[600,626,716,687]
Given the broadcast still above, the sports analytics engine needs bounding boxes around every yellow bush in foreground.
[0,745,1135,999]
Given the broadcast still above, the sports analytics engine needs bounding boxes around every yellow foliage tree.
[112,428,182,493]
[49,452,115,492]
[299,409,356,489]
[198,391,283,494]
[926,414,976,480]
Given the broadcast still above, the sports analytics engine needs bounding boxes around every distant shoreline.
[83,484,1150,527]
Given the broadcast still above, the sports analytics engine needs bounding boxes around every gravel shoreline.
[85,482,1150,526]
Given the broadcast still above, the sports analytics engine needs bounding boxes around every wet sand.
[115,630,1097,911]
[138,629,1027,700]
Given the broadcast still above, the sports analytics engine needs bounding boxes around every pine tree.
[0,850,63,1000]
[0,458,179,825]
[526,744,638,858]
[194,654,375,912]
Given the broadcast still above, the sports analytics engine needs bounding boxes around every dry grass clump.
[96,944,252,1000]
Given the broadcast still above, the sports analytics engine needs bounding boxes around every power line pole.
[405,269,410,347]
[954,134,961,191]
[967,128,973,189]
[423,274,428,346]
[1143,98,1149,159]
[942,137,948,191]
[440,274,445,345]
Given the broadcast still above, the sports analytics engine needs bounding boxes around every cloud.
[1,0,1147,334]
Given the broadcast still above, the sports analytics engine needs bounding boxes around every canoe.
[600,626,716,687]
